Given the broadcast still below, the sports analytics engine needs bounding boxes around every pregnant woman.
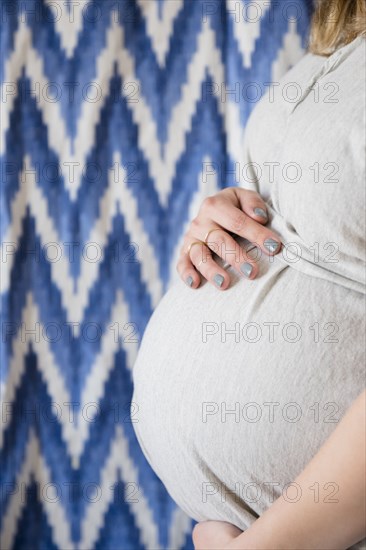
[133,1,366,549]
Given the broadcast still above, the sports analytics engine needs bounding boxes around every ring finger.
[203,225,259,280]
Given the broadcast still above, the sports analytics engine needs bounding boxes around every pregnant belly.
[132,257,365,531]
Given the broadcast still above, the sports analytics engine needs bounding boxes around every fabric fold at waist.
[238,206,366,295]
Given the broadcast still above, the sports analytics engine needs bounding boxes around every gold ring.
[204,227,222,244]
[187,240,205,255]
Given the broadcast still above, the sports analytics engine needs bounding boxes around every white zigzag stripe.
[1,16,156,202]
[168,506,192,550]
[137,0,184,67]
[79,425,161,550]
[1,155,163,320]
[0,427,160,550]
[0,295,72,453]
[0,291,138,469]
[168,155,219,286]
[228,0,271,69]
[163,18,226,202]
[45,0,89,58]
[1,16,245,206]
[0,429,73,550]
[271,18,305,82]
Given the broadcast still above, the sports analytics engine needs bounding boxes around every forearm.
[229,390,366,550]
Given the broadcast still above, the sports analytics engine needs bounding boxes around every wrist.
[227,516,306,550]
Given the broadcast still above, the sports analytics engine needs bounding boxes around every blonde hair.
[309,0,366,56]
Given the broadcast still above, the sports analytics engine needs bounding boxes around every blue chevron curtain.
[0,1,312,548]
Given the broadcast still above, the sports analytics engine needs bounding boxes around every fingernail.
[264,238,280,253]
[214,274,225,288]
[254,207,268,220]
[240,262,253,278]
[186,276,193,287]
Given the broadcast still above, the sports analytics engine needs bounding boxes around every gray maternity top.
[133,36,366,549]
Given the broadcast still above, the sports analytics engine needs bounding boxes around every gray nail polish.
[240,262,253,278]
[186,276,193,287]
[264,238,280,253]
[254,207,268,220]
[214,274,225,288]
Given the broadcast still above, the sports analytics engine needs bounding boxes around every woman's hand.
[177,187,282,290]
[192,520,243,549]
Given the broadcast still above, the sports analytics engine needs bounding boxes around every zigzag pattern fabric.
[0,1,312,548]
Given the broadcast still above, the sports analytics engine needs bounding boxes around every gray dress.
[132,36,366,549]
